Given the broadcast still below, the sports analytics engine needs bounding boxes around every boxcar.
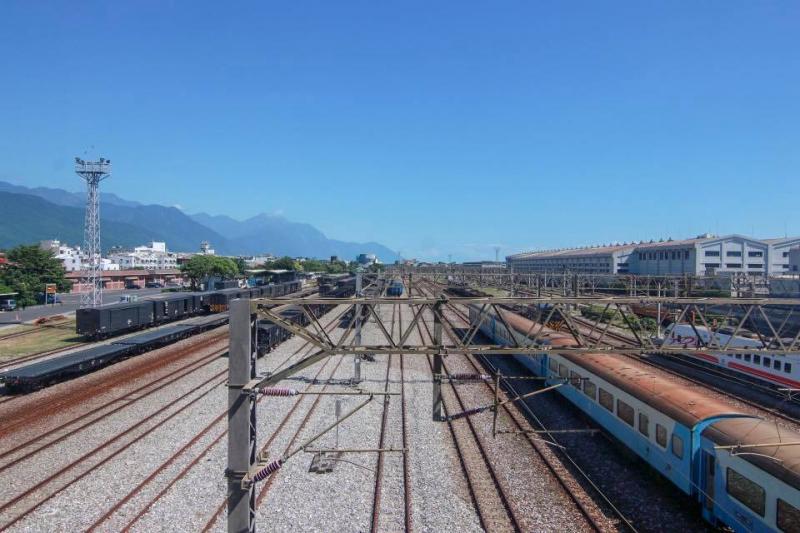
[76,301,155,338]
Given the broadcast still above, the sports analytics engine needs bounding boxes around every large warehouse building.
[507,234,800,276]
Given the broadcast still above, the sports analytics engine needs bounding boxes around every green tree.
[267,256,304,271]
[0,245,68,307]
[301,258,327,272]
[180,255,239,290]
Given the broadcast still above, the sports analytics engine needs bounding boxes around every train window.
[764,358,771,368]
[786,363,793,374]
[778,499,800,532]
[745,354,751,362]
[569,371,582,388]
[671,434,684,459]
[638,413,649,436]
[583,380,596,400]
[774,359,782,370]
[598,388,614,412]
[726,468,765,517]
[617,400,634,426]
[735,353,742,359]
[549,359,558,373]
[655,424,667,448]
[754,355,761,364]
[558,364,569,379]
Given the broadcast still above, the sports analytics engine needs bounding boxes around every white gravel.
[1,298,620,532]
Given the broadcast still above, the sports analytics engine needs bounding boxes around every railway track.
[0,345,227,475]
[103,305,354,531]
[0,362,228,529]
[410,284,527,531]
[435,279,800,426]
[2,303,352,531]
[416,282,628,532]
[0,318,74,342]
[0,341,90,373]
[0,329,230,439]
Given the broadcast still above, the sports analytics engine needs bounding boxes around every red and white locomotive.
[661,323,800,389]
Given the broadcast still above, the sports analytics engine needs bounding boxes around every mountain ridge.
[0,181,397,261]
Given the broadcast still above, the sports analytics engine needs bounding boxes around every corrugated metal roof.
[508,244,635,261]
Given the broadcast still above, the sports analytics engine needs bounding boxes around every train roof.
[704,418,800,490]
[487,305,800,492]
[492,306,750,428]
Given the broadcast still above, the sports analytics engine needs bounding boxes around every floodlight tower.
[75,157,111,308]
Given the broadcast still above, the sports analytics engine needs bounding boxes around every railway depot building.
[507,234,800,276]
[506,244,636,274]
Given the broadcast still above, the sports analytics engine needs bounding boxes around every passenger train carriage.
[662,323,800,389]
[469,304,800,532]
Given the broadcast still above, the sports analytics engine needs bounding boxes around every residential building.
[199,241,216,255]
[108,241,177,270]
[40,240,83,272]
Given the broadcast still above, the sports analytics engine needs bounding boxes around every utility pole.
[227,299,256,533]
[75,157,111,308]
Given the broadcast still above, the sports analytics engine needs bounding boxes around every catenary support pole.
[227,299,256,533]
[432,302,443,421]
[354,272,363,382]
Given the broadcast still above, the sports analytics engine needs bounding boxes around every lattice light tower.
[75,157,111,308]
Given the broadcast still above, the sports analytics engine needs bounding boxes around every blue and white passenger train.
[470,304,800,532]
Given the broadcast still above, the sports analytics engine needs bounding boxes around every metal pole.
[227,299,256,533]
[354,273,363,383]
[432,303,443,421]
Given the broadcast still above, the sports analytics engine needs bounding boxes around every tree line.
[0,245,70,307]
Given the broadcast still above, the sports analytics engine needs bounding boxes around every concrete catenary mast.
[75,157,111,308]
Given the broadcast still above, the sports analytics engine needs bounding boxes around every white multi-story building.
[109,241,177,270]
[40,240,83,272]
[199,241,215,255]
[507,234,800,276]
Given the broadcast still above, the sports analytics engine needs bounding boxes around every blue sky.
[1,2,798,261]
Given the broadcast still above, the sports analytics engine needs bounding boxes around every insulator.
[447,406,489,421]
[253,459,284,482]
[260,387,299,397]
[448,373,491,381]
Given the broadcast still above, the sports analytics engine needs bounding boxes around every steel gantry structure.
[225,291,800,532]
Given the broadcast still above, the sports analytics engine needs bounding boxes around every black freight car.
[0,343,134,391]
[76,301,155,338]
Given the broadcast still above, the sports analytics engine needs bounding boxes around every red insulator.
[260,387,299,397]
[253,459,284,482]
[448,373,491,381]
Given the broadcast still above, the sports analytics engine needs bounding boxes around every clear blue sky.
[1,2,798,261]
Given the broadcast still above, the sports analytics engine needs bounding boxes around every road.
[0,288,167,324]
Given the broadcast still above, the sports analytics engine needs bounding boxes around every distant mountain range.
[0,181,398,262]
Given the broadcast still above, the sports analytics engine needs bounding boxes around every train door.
[703,452,715,514]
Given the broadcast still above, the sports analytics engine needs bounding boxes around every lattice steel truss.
[226,291,800,531]
[399,267,787,298]
[75,157,111,308]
